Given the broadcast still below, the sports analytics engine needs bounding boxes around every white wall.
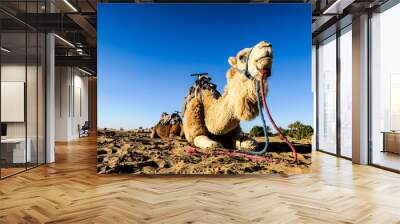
[71,73,89,138]
[1,65,26,140]
[1,65,40,138]
[1,82,25,122]
[55,67,69,141]
[55,67,89,141]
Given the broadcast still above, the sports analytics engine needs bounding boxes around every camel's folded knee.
[194,135,222,149]
[235,138,258,150]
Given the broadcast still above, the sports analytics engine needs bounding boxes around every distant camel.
[151,112,184,139]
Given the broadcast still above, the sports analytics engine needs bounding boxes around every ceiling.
[0,0,97,74]
[0,0,391,75]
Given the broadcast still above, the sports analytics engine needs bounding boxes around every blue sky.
[98,4,312,132]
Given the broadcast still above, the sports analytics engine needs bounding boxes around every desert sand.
[97,128,311,175]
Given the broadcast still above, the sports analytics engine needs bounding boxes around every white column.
[352,14,369,164]
[46,32,55,163]
[55,67,73,141]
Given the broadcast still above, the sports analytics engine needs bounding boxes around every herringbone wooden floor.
[1,136,400,224]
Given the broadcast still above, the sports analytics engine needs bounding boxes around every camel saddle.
[182,75,221,116]
[158,112,182,125]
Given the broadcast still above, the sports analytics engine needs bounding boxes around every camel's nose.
[256,41,272,58]
[256,41,273,57]
[257,41,272,48]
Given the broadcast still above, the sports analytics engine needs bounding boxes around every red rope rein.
[185,146,274,163]
[260,73,298,162]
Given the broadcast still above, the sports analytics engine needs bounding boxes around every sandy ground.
[97,129,311,175]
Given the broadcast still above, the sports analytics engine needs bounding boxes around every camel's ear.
[228,57,237,66]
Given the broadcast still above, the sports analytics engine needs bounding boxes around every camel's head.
[228,41,273,81]
[170,112,182,125]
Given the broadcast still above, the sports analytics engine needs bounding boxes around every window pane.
[0,1,46,178]
[1,31,27,177]
[340,26,352,158]
[371,3,400,171]
[318,35,337,154]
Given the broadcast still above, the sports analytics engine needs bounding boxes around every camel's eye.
[239,54,247,62]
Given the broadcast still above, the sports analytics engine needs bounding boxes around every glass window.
[339,26,352,158]
[371,3,400,171]
[0,1,46,179]
[317,35,337,154]
[1,30,28,177]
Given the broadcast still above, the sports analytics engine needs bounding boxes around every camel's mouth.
[258,68,271,77]
[256,56,272,77]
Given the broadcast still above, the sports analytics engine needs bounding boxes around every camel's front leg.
[150,127,158,138]
[194,135,222,149]
[220,126,259,151]
[235,136,258,151]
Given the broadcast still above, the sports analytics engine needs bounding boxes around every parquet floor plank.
[0,136,399,223]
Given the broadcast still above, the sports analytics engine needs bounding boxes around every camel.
[151,112,184,139]
[182,41,273,150]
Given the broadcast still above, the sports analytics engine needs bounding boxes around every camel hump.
[182,75,221,116]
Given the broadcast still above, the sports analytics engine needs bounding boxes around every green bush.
[286,121,313,140]
[249,125,272,137]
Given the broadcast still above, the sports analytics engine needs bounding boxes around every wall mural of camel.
[97,4,312,175]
